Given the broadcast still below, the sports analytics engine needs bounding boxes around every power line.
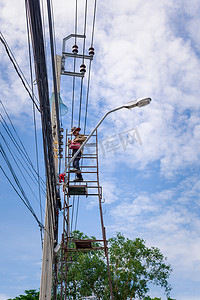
[50,0,57,64]
[0,32,40,112]
[72,0,98,232]
[78,0,88,128]
[0,132,45,211]
[47,0,61,145]
[91,0,97,48]
[0,164,54,242]
[84,0,97,134]
[26,0,58,241]
[74,0,88,231]
[25,0,44,245]
[0,146,43,229]
[0,100,39,168]
[0,113,46,192]
[71,0,79,129]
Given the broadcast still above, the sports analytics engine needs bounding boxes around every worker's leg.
[73,150,83,180]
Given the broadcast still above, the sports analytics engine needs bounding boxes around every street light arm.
[63,105,124,174]
[62,96,151,174]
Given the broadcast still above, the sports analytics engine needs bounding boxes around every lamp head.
[123,97,152,109]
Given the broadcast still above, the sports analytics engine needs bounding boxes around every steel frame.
[59,129,114,299]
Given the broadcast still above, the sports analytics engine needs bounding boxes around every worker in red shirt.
[68,127,86,182]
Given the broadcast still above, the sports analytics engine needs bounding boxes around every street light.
[123,97,151,109]
[63,97,152,173]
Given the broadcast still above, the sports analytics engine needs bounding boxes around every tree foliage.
[109,233,172,299]
[58,231,173,299]
[8,289,39,300]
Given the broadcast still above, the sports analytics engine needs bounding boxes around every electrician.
[68,127,87,182]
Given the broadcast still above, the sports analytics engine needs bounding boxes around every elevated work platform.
[67,184,88,196]
[66,239,105,251]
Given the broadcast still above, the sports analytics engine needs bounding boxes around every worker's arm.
[74,134,87,143]
[67,139,72,146]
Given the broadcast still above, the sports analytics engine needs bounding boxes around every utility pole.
[51,55,62,173]
[26,0,63,298]
[39,194,54,300]
[39,55,62,300]
[26,0,58,298]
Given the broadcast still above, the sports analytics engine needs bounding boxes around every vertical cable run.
[71,0,78,128]
[84,0,97,134]
[25,0,43,248]
[78,0,88,128]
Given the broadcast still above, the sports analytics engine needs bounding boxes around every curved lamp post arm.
[63,105,124,174]
[63,97,151,174]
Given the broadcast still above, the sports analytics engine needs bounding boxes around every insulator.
[59,154,63,158]
[80,64,86,74]
[72,44,78,54]
[60,141,64,145]
[59,147,63,152]
[89,47,95,56]
[60,134,64,139]
[60,127,64,132]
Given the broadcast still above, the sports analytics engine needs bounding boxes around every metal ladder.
[59,129,113,299]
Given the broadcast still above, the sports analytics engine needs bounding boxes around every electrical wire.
[71,0,78,129]
[40,0,48,64]
[46,0,64,255]
[60,2,100,294]
[25,2,44,244]
[50,0,57,65]
[78,0,88,128]
[72,0,89,231]
[0,114,46,193]
[46,0,61,143]
[0,100,42,172]
[26,0,59,248]
[73,0,97,232]
[83,0,97,134]
[0,32,40,112]
[69,0,79,232]
[0,145,43,229]
[91,0,97,47]
[0,164,54,242]
[48,0,62,176]
[0,132,45,212]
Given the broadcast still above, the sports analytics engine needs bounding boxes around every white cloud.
[107,174,200,285]
[0,294,9,300]
[1,0,200,299]
[1,0,200,181]
[82,0,200,179]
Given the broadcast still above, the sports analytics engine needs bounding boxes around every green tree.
[8,289,39,300]
[109,233,172,299]
[144,296,176,300]
[58,231,173,299]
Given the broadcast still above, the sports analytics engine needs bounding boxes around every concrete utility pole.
[51,55,62,173]
[39,55,62,300]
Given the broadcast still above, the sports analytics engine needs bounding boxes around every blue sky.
[1,0,200,299]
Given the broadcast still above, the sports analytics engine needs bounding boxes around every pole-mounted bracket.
[61,34,94,78]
